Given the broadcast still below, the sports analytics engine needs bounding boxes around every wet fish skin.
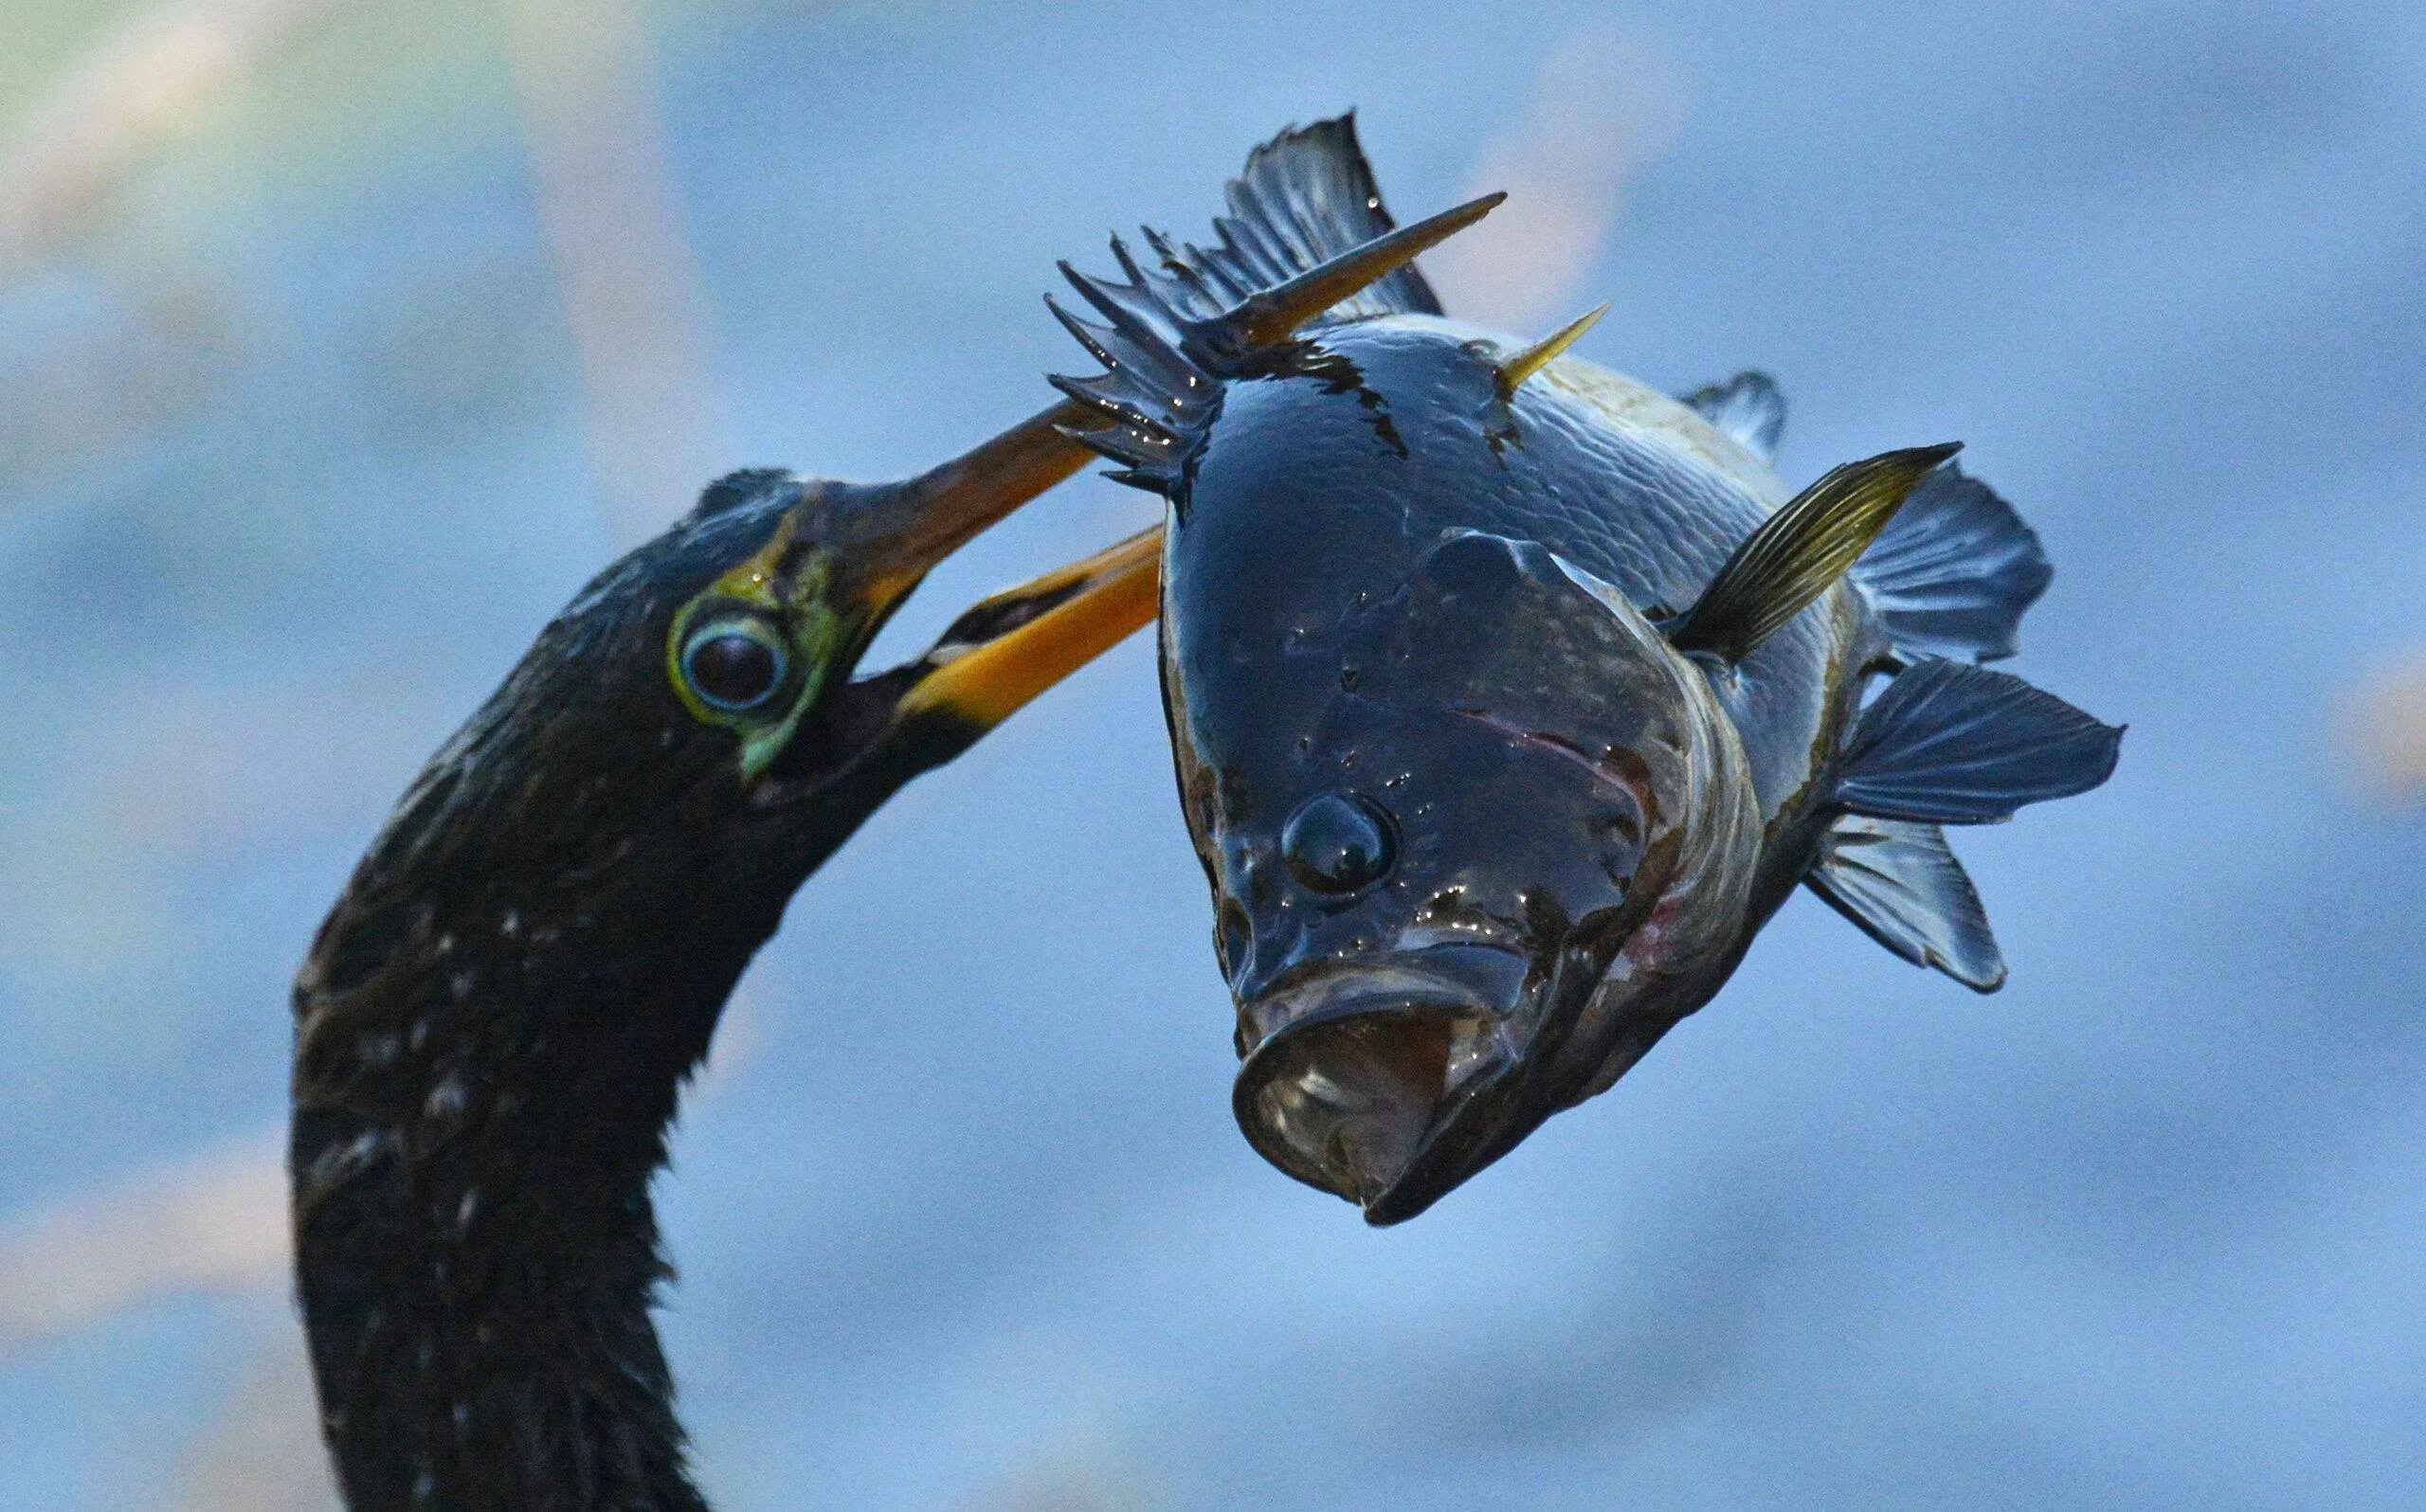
[1168,324,1788,1217]
[1054,117,2119,1221]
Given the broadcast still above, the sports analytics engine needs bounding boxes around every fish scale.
[1206,315,1846,827]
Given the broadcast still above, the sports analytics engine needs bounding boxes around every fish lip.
[1234,955,1512,1048]
[1358,941,1609,1226]
[1354,1064,1525,1225]
[1230,952,1527,1209]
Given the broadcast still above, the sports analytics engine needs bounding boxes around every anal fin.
[1834,658,2123,824]
[1806,816,2004,992]
[1679,371,1785,461]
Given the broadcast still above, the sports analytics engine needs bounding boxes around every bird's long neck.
[285,634,947,1511]
[290,880,774,1512]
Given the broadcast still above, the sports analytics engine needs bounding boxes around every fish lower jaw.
[1231,988,1509,1212]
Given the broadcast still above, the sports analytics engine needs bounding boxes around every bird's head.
[299,409,1155,1030]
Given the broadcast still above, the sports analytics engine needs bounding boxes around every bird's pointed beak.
[837,396,1165,741]
[745,394,1165,806]
[831,399,1105,620]
[888,524,1161,734]
[759,513,1161,801]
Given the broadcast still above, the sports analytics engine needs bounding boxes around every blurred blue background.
[1,0,2421,1506]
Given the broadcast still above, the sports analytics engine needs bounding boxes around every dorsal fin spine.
[1495,303,1610,397]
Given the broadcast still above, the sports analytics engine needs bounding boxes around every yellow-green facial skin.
[666,531,859,782]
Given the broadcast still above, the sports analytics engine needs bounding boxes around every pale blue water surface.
[0,1,2420,1506]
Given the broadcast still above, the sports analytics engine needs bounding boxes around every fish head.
[1175,526,1762,1222]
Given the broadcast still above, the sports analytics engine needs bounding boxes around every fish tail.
[1852,462,2053,663]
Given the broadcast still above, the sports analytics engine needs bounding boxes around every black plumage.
[292,449,1154,1508]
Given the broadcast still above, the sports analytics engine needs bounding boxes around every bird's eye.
[680,617,789,712]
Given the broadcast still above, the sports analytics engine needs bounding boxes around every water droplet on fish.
[1601,845,1638,888]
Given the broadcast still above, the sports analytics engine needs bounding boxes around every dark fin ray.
[1679,371,1785,460]
[1805,816,2005,992]
[1186,114,1446,322]
[1834,658,2123,824]
[1853,462,2052,663]
[1669,443,1962,662]
[1044,283,1220,491]
[1186,192,1500,368]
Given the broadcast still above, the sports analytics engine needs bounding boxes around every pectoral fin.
[1668,443,1961,662]
[1831,658,2123,824]
[1805,816,2005,992]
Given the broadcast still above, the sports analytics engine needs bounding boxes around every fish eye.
[680,615,790,712]
[1281,791,1398,896]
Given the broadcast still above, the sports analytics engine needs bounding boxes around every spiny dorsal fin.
[1048,195,1499,492]
[1805,816,2005,992]
[1494,304,1608,398]
[1668,442,1961,662]
[1832,658,2123,824]
[1045,264,1225,491]
[1679,371,1786,460]
[1852,460,2051,663]
[1047,116,1503,494]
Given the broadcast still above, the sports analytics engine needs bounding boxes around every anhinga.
[290,415,1155,1511]
[289,117,1460,1510]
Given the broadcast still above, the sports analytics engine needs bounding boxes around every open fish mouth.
[1232,948,1535,1220]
